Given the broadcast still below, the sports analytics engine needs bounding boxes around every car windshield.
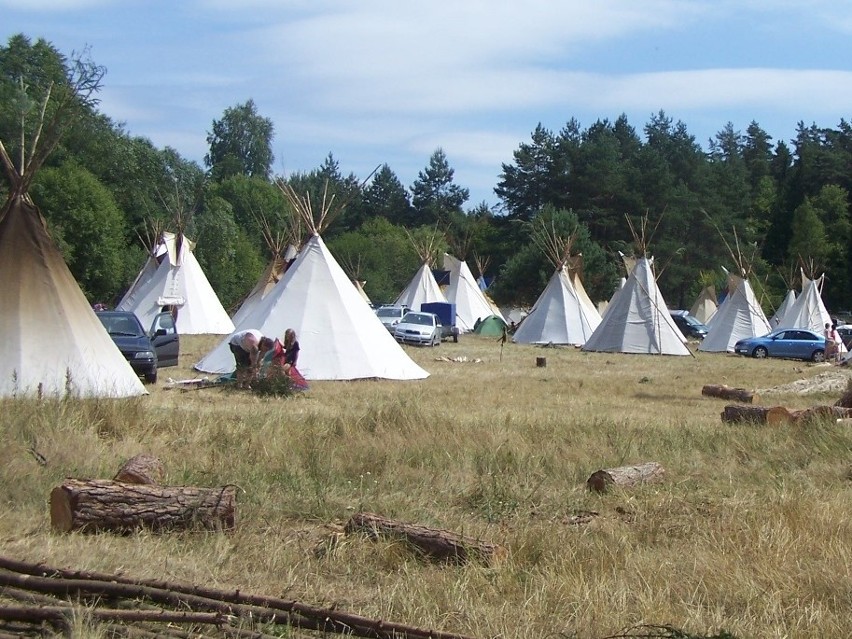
[98,314,144,336]
[402,313,433,326]
[377,308,403,318]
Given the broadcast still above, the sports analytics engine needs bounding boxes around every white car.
[375,305,408,333]
[394,311,442,347]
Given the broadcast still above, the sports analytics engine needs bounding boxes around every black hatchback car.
[669,310,709,340]
[96,311,179,383]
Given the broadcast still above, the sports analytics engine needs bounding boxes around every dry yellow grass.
[2,335,852,638]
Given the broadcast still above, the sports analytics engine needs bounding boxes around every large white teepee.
[698,273,771,353]
[0,143,146,398]
[395,263,447,309]
[776,272,831,333]
[443,254,505,331]
[196,234,429,380]
[689,285,717,324]
[231,244,297,327]
[582,256,690,356]
[118,232,234,334]
[196,181,428,381]
[513,266,601,345]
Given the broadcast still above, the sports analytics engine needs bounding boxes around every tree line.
[1,34,850,316]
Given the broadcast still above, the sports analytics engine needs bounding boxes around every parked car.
[734,328,826,362]
[375,305,408,333]
[96,311,179,383]
[394,311,442,346]
[669,310,709,340]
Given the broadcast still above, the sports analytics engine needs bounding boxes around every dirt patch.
[758,368,852,395]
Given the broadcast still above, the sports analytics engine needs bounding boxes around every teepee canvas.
[396,228,447,310]
[699,271,771,353]
[0,140,146,398]
[770,289,797,327]
[195,181,428,381]
[443,253,505,331]
[118,232,235,335]
[232,243,296,327]
[512,224,601,345]
[689,285,717,324]
[776,271,831,333]
[117,223,169,310]
[582,256,689,356]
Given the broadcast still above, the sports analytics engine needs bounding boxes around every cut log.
[113,454,164,485]
[586,462,665,493]
[50,479,236,533]
[344,512,506,565]
[792,405,852,425]
[701,384,757,404]
[721,405,769,423]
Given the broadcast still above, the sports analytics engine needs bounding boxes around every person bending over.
[229,329,273,388]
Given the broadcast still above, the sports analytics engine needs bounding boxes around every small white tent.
[443,254,505,331]
[0,140,146,398]
[582,256,690,356]
[776,271,831,333]
[396,263,448,310]
[689,285,718,324]
[195,181,428,381]
[118,232,235,335]
[512,227,601,345]
[770,289,797,327]
[699,272,771,353]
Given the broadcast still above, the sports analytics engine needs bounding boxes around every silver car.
[375,305,408,333]
[394,312,441,347]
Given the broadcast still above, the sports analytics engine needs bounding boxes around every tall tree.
[205,99,274,181]
[410,148,469,225]
[362,163,413,226]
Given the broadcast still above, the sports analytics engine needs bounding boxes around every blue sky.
[3,0,852,209]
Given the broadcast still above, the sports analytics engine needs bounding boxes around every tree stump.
[113,454,164,485]
[701,384,757,404]
[344,512,506,565]
[586,462,665,493]
[50,479,236,533]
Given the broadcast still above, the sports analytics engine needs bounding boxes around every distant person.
[229,329,273,388]
[825,322,839,364]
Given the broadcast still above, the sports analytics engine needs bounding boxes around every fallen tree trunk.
[792,405,852,424]
[720,405,795,425]
[113,454,165,485]
[344,512,506,566]
[701,384,757,404]
[49,479,236,533]
[586,462,665,493]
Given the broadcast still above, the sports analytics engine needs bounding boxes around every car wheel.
[811,349,825,363]
[144,366,158,384]
[752,346,768,359]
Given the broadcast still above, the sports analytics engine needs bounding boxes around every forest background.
[2,34,850,317]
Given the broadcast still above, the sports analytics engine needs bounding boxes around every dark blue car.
[97,311,179,383]
[734,328,826,362]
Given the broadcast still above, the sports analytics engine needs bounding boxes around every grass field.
[2,334,851,638]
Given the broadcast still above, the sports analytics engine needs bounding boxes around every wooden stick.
[345,512,506,566]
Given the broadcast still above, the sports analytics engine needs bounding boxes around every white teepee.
[770,289,797,327]
[512,267,601,345]
[698,271,771,353]
[396,263,448,309]
[776,271,831,333]
[117,224,169,310]
[0,140,146,398]
[195,181,428,381]
[443,253,505,331]
[689,285,717,324]
[512,227,601,345]
[582,256,689,355]
[118,232,235,334]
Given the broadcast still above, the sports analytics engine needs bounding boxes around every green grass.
[1,335,851,638]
